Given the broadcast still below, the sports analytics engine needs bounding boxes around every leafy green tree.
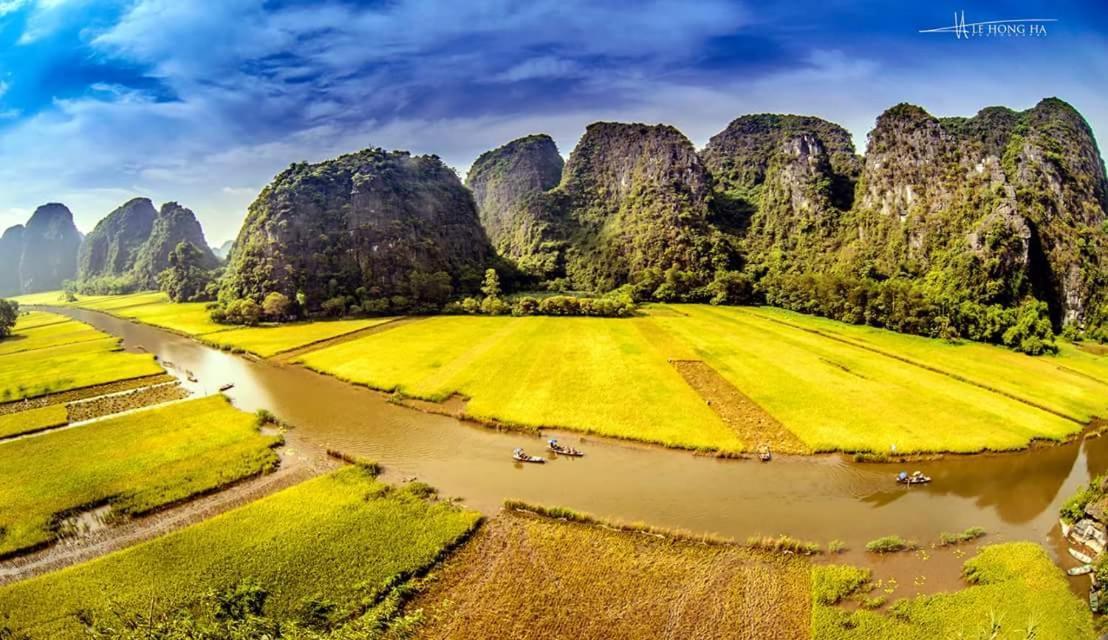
[0,300,18,338]
[262,292,292,321]
[408,271,453,305]
[480,269,501,299]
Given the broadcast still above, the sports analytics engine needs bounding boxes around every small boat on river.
[1070,548,1094,564]
[897,471,931,485]
[513,448,545,464]
[1069,564,1094,576]
[547,439,584,457]
[219,383,235,392]
[758,445,772,462]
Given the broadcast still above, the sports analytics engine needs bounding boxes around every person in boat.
[549,439,559,450]
[514,448,523,457]
[898,471,909,483]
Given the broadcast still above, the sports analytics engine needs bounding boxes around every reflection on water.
[47,307,1108,591]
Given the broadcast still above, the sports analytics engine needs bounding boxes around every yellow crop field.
[296,315,740,451]
[0,313,163,403]
[0,313,104,356]
[812,543,1094,639]
[0,467,480,639]
[0,403,68,439]
[202,317,396,357]
[411,509,811,640]
[651,305,1081,453]
[0,395,280,557]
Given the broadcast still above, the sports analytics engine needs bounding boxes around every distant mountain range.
[5,96,1105,347]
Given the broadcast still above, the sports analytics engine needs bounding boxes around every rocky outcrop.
[132,202,219,287]
[212,240,234,261]
[77,197,158,280]
[466,134,564,277]
[221,148,495,309]
[0,225,24,297]
[17,203,82,294]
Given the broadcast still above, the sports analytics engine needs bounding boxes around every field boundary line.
[272,316,422,362]
[737,308,1084,425]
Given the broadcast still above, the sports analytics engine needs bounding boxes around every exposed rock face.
[466,134,563,276]
[849,99,1107,325]
[0,225,24,297]
[18,203,81,294]
[77,197,158,280]
[221,148,495,309]
[132,202,219,287]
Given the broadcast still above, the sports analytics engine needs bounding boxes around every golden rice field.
[0,467,481,639]
[0,403,68,439]
[0,313,163,402]
[0,395,280,557]
[812,543,1094,639]
[296,315,740,451]
[13,291,396,357]
[410,508,811,640]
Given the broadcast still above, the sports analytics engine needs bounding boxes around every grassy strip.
[0,395,280,557]
[0,374,175,417]
[865,535,919,554]
[0,403,68,440]
[0,467,481,639]
[409,507,812,640]
[0,313,105,357]
[938,527,986,547]
[812,543,1094,639]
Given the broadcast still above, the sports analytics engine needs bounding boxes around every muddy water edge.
[39,306,1108,599]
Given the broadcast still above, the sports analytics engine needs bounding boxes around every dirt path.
[270,316,426,362]
[0,430,336,586]
[671,360,809,455]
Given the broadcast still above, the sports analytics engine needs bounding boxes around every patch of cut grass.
[0,403,68,439]
[0,313,163,403]
[296,315,739,451]
[410,509,811,639]
[0,395,280,557]
[812,542,1094,639]
[0,467,480,639]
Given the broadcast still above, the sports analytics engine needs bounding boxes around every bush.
[1060,477,1102,523]
[262,292,292,321]
[938,527,986,546]
[865,535,917,553]
[0,300,18,339]
[320,296,347,317]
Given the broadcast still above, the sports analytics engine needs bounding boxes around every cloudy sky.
[0,0,1105,244]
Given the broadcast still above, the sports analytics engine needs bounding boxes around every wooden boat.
[896,471,932,485]
[512,448,545,464]
[1069,564,1094,576]
[547,440,584,457]
[758,445,772,462]
[186,370,198,383]
[1070,548,1094,564]
[219,383,235,392]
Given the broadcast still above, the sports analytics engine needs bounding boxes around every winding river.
[47,306,1108,596]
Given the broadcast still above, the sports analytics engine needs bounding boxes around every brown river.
[48,306,1108,597]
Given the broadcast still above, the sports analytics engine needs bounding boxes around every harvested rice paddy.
[0,395,280,557]
[410,508,811,640]
[296,315,740,451]
[0,467,481,639]
[812,542,1094,639]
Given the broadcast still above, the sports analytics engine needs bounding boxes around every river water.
[48,306,1108,596]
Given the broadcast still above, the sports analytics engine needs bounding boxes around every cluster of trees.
[444,270,635,317]
[758,271,1059,354]
[67,273,143,296]
[157,242,220,303]
[0,299,18,338]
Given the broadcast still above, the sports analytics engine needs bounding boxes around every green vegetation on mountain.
[76,198,157,282]
[219,148,496,318]
[132,201,219,288]
[9,204,82,295]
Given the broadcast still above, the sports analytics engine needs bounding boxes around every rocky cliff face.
[212,240,234,261]
[77,197,158,280]
[132,202,219,287]
[848,98,1107,326]
[465,134,564,276]
[0,225,24,297]
[17,203,82,294]
[221,148,495,309]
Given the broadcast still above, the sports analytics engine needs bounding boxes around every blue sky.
[0,0,1105,244]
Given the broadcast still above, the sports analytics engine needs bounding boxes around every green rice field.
[812,542,1094,639]
[0,404,68,440]
[0,395,280,557]
[0,467,481,639]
